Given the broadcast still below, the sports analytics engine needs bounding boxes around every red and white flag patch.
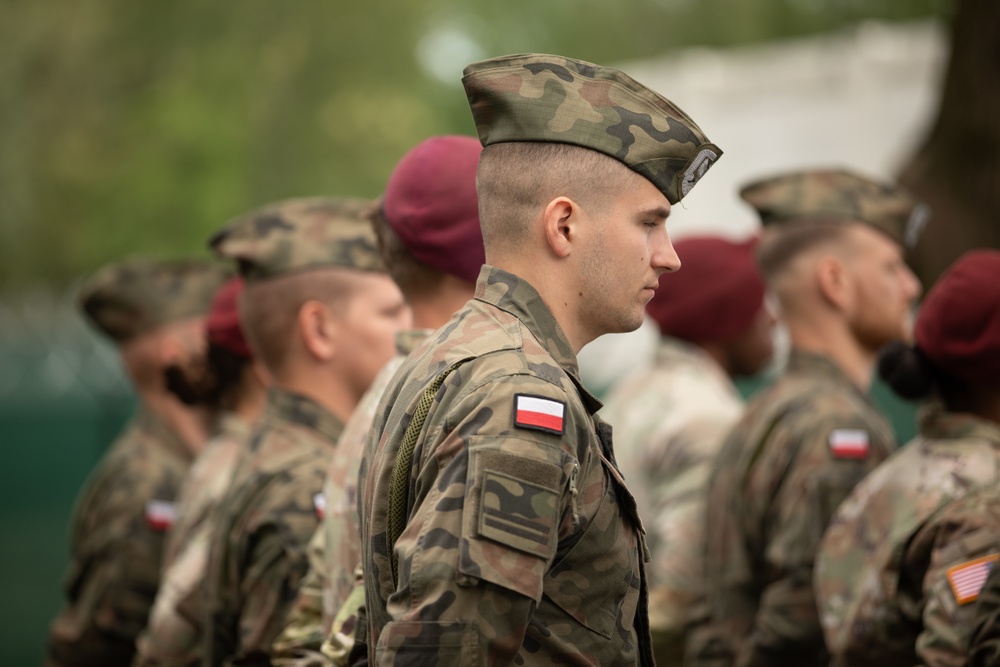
[513,394,565,435]
[828,429,869,459]
[145,499,177,532]
[313,492,326,520]
[947,553,999,605]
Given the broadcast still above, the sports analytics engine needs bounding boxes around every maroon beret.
[383,135,485,283]
[206,277,252,358]
[646,235,766,343]
[915,249,1000,384]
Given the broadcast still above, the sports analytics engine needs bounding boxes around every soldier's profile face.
[328,273,411,400]
[843,225,922,350]
[578,174,679,338]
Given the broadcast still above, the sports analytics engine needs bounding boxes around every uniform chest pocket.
[540,471,641,640]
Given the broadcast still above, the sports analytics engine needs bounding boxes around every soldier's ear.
[541,196,580,259]
[296,300,338,362]
[816,255,853,312]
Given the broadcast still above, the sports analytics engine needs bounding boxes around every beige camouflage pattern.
[46,410,194,667]
[271,330,430,667]
[78,258,230,342]
[600,337,744,666]
[359,265,653,666]
[209,197,383,281]
[133,413,251,667]
[687,351,896,667]
[815,409,1000,667]
[739,168,929,248]
[462,53,722,204]
[201,387,344,667]
[969,509,1000,667]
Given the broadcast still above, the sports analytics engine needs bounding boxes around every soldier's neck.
[409,276,476,330]
[786,321,876,393]
[140,391,211,455]
[273,371,354,426]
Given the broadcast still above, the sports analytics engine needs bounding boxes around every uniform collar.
[214,411,252,440]
[396,328,432,357]
[656,336,738,392]
[136,407,194,462]
[918,404,1000,444]
[786,349,871,400]
[262,386,345,444]
[474,265,602,414]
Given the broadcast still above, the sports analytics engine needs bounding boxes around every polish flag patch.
[513,394,565,435]
[145,499,177,532]
[828,429,869,459]
[313,492,326,520]
[947,553,999,605]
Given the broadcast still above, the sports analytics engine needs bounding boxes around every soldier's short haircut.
[239,268,362,372]
[370,204,447,301]
[476,142,634,253]
[755,218,855,284]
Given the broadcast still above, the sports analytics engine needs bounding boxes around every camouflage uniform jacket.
[687,350,895,667]
[46,409,194,667]
[815,409,1000,667]
[359,265,654,666]
[202,387,344,667]
[133,413,251,667]
[968,494,1000,667]
[272,330,430,667]
[600,336,744,665]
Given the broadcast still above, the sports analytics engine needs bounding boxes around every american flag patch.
[313,492,326,520]
[145,499,177,532]
[828,429,869,459]
[947,553,999,605]
[513,394,565,435]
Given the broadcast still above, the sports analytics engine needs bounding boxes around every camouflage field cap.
[462,53,722,204]
[209,197,384,281]
[740,168,930,248]
[78,258,230,342]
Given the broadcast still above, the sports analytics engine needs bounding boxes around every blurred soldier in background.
[46,258,229,667]
[816,249,1000,667]
[271,134,485,666]
[359,53,722,665]
[133,276,270,666]
[687,169,925,667]
[600,234,775,665]
[199,198,410,666]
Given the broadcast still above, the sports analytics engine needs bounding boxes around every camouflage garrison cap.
[209,197,384,281]
[740,168,930,248]
[78,258,231,342]
[462,53,722,204]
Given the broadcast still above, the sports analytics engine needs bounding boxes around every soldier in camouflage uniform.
[687,169,926,667]
[600,235,775,666]
[46,259,229,667]
[197,197,410,666]
[969,505,1000,667]
[270,135,486,667]
[815,249,1000,667]
[359,53,722,666]
[134,276,271,667]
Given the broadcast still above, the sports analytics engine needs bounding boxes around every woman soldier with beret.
[815,249,1000,667]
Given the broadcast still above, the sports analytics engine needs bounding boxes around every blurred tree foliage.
[0,0,946,289]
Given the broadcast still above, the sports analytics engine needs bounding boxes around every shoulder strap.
[387,359,471,584]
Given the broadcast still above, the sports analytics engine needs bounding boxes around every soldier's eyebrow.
[637,205,671,221]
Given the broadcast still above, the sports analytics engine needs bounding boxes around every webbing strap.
[387,360,469,584]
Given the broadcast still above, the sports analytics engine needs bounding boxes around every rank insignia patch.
[513,394,565,435]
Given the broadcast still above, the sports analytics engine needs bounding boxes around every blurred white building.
[579,19,947,396]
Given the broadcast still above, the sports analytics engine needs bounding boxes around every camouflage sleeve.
[133,528,213,667]
[271,524,329,666]
[224,497,320,667]
[47,468,171,667]
[907,492,1000,667]
[374,379,578,665]
[738,417,891,667]
[969,561,1000,667]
